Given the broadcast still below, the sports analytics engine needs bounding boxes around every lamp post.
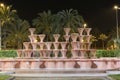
[114,5,120,39]
[0,3,4,50]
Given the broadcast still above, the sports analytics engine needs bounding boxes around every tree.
[56,9,84,33]
[90,35,98,48]
[99,34,108,49]
[0,4,18,49]
[32,10,54,41]
[0,4,17,26]
[108,27,120,49]
[4,19,30,49]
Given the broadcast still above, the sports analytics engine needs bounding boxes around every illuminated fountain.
[28,35,37,42]
[71,33,78,42]
[78,28,84,36]
[23,49,32,58]
[53,34,60,42]
[45,42,52,50]
[53,42,59,58]
[38,42,45,50]
[31,42,38,50]
[23,42,30,50]
[38,34,45,42]
[29,28,36,35]
[64,28,71,36]
[45,42,53,58]
[16,49,23,58]
[60,42,67,58]
[4,27,120,73]
[84,28,91,35]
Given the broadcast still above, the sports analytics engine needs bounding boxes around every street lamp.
[114,5,120,39]
[0,3,5,50]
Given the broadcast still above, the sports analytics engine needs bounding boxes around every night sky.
[1,0,120,33]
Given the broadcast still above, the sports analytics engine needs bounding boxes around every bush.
[113,49,120,57]
[96,50,116,58]
[0,50,17,58]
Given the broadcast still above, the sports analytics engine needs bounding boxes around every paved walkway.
[11,73,107,77]
[1,71,119,80]
[11,73,112,80]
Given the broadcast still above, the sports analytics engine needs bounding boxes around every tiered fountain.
[1,27,120,73]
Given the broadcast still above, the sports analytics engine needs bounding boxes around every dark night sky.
[1,0,120,33]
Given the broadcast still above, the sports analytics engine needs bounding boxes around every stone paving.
[11,73,112,80]
[13,77,111,80]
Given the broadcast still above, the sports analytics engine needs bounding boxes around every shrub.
[0,50,17,58]
[96,50,116,58]
[113,49,120,57]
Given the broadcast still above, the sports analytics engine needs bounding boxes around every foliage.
[109,74,120,80]
[0,4,30,49]
[0,75,11,80]
[0,50,17,58]
[113,49,120,57]
[4,19,30,49]
[99,34,108,49]
[32,9,85,42]
[57,9,84,33]
[96,50,116,58]
[0,4,17,26]
[32,10,54,41]
[114,38,120,49]
[109,27,120,39]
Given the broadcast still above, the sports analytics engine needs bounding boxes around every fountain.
[78,28,84,36]
[63,35,70,42]
[53,50,59,58]
[31,42,38,50]
[2,27,120,74]
[29,28,36,35]
[53,34,60,42]
[38,42,45,50]
[38,34,45,42]
[71,33,78,42]
[23,42,30,50]
[71,49,79,58]
[64,28,71,36]
[23,49,32,58]
[84,28,91,35]
[61,49,67,58]
[45,42,52,50]
[28,35,37,42]
[16,49,23,57]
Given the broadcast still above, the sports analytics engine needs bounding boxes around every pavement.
[1,71,120,80]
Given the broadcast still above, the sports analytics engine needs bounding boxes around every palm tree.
[108,27,120,49]
[99,34,108,49]
[32,10,54,41]
[0,4,17,26]
[4,19,30,49]
[90,35,98,48]
[0,4,18,49]
[56,9,84,33]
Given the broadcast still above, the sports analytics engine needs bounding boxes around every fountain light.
[83,23,87,28]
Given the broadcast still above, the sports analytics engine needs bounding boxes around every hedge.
[96,49,119,58]
[0,49,119,58]
[0,50,17,58]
